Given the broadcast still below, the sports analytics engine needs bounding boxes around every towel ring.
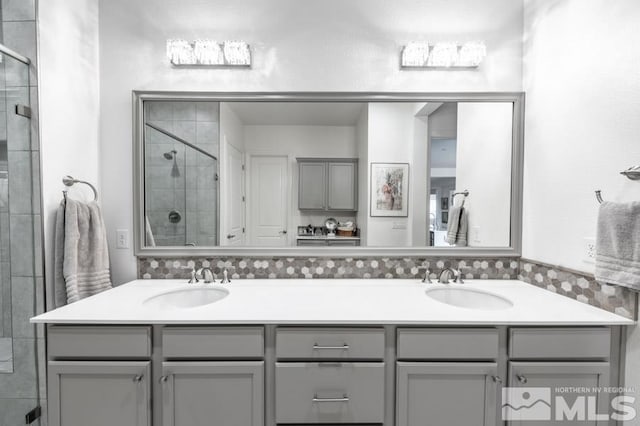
[595,190,604,204]
[62,175,98,201]
[452,190,470,206]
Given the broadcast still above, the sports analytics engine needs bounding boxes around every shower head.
[163,150,177,160]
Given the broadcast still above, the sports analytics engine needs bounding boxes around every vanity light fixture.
[166,39,251,67]
[401,41,486,68]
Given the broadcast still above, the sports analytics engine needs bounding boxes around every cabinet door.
[507,362,610,426]
[48,361,150,426]
[397,362,499,426]
[161,361,264,426]
[327,162,357,211]
[299,162,326,209]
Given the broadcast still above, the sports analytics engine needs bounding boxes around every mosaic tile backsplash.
[137,256,638,320]
[519,259,637,320]
[138,257,519,280]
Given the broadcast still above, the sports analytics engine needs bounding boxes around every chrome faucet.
[422,269,434,284]
[196,268,215,283]
[220,268,231,284]
[438,268,463,284]
[188,268,199,284]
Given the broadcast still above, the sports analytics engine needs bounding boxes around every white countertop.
[31,279,634,325]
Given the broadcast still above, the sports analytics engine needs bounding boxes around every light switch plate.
[116,229,130,249]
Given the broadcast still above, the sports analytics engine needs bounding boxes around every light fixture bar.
[167,39,251,67]
[401,41,486,69]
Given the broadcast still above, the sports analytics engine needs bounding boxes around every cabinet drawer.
[397,328,499,360]
[509,328,611,359]
[275,362,384,424]
[48,326,151,359]
[162,326,264,359]
[276,327,384,360]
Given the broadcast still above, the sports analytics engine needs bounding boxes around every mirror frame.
[133,91,525,258]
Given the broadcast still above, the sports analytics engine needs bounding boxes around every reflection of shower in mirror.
[163,149,181,178]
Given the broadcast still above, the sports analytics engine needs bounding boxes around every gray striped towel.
[446,205,468,247]
[595,201,640,291]
[54,198,112,306]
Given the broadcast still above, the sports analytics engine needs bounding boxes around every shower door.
[0,43,45,424]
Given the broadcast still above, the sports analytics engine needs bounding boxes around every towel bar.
[62,175,98,201]
[595,190,604,204]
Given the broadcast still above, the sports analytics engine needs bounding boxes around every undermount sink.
[425,286,513,310]
[143,286,230,309]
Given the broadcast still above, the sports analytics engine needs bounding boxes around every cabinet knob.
[133,375,143,383]
[279,230,287,234]
[517,375,528,384]
[492,375,502,384]
[160,375,169,383]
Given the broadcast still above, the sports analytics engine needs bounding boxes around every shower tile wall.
[145,101,219,246]
[0,0,46,424]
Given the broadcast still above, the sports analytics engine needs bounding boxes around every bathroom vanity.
[33,279,632,426]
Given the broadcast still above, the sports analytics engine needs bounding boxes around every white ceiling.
[226,102,366,126]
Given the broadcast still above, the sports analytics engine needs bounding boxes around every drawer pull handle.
[133,375,143,382]
[517,375,528,384]
[313,394,349,403]
[313,343,350,350]
[492,375,502,384]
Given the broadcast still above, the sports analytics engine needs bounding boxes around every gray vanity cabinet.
[48,361,151,426]
[506,328,613,426]
[159,327,265,426]
[507,362,610,426]
[298,158,358,211]
[160,361,264,426]
[397,362,499,426]
[396,328,501,426]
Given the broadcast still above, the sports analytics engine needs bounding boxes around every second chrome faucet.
[422,268,464,284]
[189,268,232,284]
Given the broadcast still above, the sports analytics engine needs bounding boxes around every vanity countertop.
[31,279,634,325]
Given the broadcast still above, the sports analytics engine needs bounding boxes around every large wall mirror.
[133,92,524,256]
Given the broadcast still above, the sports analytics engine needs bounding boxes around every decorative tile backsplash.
[136,256,638,320]
[519,259,637,320]
[138,257,519,280]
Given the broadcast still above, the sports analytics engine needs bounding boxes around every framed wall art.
[370,162,409,217]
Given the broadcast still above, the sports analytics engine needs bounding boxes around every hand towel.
[54,198,112,306]
[53,200,68,307]
[595,201,640,290]
[446,205,468,247]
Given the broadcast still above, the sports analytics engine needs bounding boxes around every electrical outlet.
[471,226,481,243]
[583,237,596,263]
[116,229,130,249]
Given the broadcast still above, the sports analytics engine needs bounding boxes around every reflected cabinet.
[298,158,358,212]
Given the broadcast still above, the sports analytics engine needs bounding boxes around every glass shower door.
[0,45,44,425]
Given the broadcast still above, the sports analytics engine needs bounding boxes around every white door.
[249,156,288,246]
[225,142,245,245]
